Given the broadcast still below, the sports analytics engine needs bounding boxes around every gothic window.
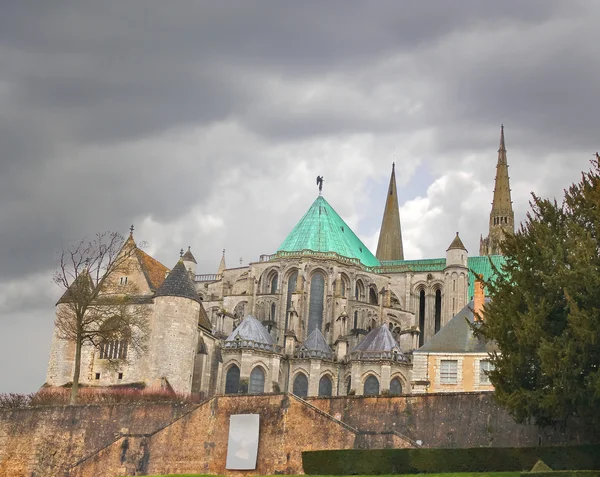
[345,376,351,395]
[249,367,265,394]
[480,360,494,385]
[318,375,333,397]
[225,365,240,394]
[418,289,426,347]
[434,289,442,334]
[369,287,378,305]
[270,273,278,294]
[353,311,358,330]
[285,271,298,330]
[355,280,365,301]
[270,303,276,321]
[98,316,130,360]
[308,272,325,333]
[340,275,348,297]
[233,301,247,320]
[440,359,458,384]
[292,373,308,398]
[364,375,379,396]
[390,377,402,395]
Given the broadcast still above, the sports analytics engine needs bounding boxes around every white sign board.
[225,414,260,470]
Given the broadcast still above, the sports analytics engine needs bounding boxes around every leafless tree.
[54,231,149,404]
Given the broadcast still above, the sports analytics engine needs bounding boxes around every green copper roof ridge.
[278,195,380,267]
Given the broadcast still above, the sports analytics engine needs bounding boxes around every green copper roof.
[467,255,507,300]
[379,258,446,272]
[278,196,380,267]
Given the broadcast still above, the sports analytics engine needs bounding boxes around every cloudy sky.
[1,1,598,393]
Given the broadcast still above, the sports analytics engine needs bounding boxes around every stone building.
[45,127,513,398]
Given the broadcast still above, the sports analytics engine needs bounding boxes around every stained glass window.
[308,272,325,333]
[225,365,240,394]
[293,373,308,398]
[318,376,333,397]
[390,377,402,395]
[364,375,379,396]
[249,367,265,394]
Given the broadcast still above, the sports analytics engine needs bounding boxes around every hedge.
[302,445,600,475]
[521,473,600,477]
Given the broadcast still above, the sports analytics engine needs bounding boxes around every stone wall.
[0,402,195,477]
[307,392,586,448]
[0,392,592,477]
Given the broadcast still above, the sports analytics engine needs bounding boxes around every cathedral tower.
[480,125,514,256]
[376,163,404,261]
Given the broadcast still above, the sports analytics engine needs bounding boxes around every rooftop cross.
[180,248,184,258]
[129,224,134,236]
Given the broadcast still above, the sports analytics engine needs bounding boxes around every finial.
[84,258,90,270]
[187,246,191,252]
[129,224,134,236]
[316,175,324,195]
[180,248,184,258]
[222,248,226,256]
[456,231,459,236]
[239,257,243,265]
[392,161,395,171]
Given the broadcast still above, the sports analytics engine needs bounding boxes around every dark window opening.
[99,340,128,360]
[369,288,378,305]
[293,373,308,398]
[249,367,265,394]
[285,271,298,331]
[390,377,402,395]
[95,373,100,380]
[308,272,325,333]
[118,372,123,380]
[318,376,333,397]
[270,273,278,294]
[418,289,426,347]
[225,365,240,394]
[364,375,379,396]
[434,289,442,334]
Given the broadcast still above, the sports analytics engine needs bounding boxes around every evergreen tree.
[478,155,600,429]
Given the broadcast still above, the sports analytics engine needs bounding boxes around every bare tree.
[53,231,149,404]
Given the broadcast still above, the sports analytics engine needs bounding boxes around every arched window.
[390,377,402,395]
[249,367,265,394]
[418,289,426,347]
[270,303,276,321]
[364,375,379,396]
[308,272,325,333]
[233,301,247,320]
[340,276,348,297]
[353,311,358,330]
[434,289,442,334]
[98,316,130,360]
[345,376,351,395]
[318,375,333,397]
[225,365,240,394]
[355,280,365,301]
[285,271,298,331]
[270,273,278,294]
[292,373,308,398]
[369,287,378,305]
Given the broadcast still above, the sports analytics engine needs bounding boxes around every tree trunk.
[70,334,83,405]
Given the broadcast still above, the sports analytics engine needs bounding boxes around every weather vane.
[316,175,324,194]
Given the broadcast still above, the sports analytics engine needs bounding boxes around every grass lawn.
[137,473,521,477]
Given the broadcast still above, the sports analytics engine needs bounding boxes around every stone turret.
[480,125,515,256]
[149,260,202,394]
[376,163,404,261]
[181,246,197,276]
[443,233,468,325]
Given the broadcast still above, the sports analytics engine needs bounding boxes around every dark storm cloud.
[1,1,599,393]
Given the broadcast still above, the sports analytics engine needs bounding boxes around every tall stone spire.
[480,125,515,256]
[376,163,404,261]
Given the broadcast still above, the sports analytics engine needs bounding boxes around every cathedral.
[46,127,514,398]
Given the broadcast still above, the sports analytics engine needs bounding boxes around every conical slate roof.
[225,315,274,345]
[417,299,498,353]
[351,324,402,353]
[278,196,380,267]
[181,246,197,264]
[447,232,467,251]
[155,261,201,303]
[299,328,333,359]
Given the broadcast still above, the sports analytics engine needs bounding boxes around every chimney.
[473,276,485,321]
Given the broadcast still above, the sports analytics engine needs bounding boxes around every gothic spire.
[376,163,404,261]
[480,125,515,256]
[217,249,226,275]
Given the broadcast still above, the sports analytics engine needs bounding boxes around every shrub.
[302,445,600,475]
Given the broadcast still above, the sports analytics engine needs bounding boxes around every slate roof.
[350,325,408,362]
[181,246,197,264]
[198,304,212,331]
[278,195,380,267]
[417,299,498,353]
[297,328,333,359]
[155,261,202,303]
[225,315,275,345]
[57,270,95,304]
[447,232,467,251]
[467,255,507,301]
[352,324,402,353]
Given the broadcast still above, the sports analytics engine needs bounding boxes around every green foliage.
[475,157,600,429]
[302,445,600,475]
